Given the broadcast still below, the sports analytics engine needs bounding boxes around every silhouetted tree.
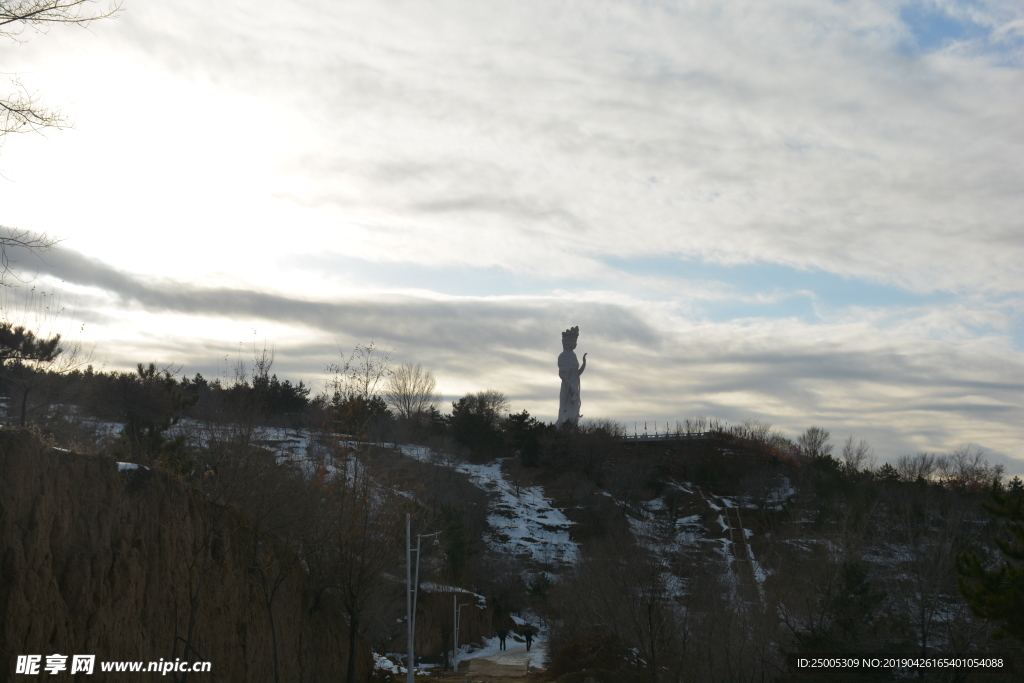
[504,409,544,466]
[957,482,1024,643]
[384,362,439,422]
[798,426,833,460]
[106,363,197,467]
[449,390,508,457]
[324,342,392,437]
[0,320,86,424]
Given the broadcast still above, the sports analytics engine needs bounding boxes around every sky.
[0,0,1022,467]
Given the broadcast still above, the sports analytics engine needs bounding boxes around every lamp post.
[406,513,440,683]
[452,597,470,673]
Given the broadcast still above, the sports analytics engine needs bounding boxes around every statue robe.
[557,350,581,427]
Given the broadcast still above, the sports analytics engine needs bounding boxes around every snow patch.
[397,446,578,568]
[373,653,404,675]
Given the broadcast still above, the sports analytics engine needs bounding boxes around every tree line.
[5,327,1024,682]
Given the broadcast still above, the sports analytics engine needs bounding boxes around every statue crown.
[561,326,580,341]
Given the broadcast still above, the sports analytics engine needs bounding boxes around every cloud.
[228,0,1021,294]
[15,243,1021,469]
[21,243,660,350]
[0,0,1020,469]
[7,0,1019,294]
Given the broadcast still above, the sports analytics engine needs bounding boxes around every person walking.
[523,625,534,652]
[497,628,508,651]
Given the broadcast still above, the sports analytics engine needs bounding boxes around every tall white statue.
[556,326,587,427]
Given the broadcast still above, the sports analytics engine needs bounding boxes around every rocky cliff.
[0,429,367,682]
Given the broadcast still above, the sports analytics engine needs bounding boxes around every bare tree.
[895,451,939,483]
[883,490,987,658]
[798,426,832,460]
[384,362,439,421]
[1,0,121,127]
[239,456,306,683]
[0,286,90,423]
[323,341,393,439]
[162,344,284,682]
[327,341,392,401]
[1,1,119,41]
[0,227,60,285]
[551,522,703,683]
[936,444,1003,490]
[463,389,509,425]
[304,456,406,683]
[840,435,875,474]
[1,0,119,144]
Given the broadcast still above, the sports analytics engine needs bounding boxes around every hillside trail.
[432,661,541,681]
[431,660,545,682]
[431,634,546,682]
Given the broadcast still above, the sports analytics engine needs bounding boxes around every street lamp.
[452,597,470,673]
[406,513,440,683]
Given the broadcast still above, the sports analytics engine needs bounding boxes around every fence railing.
[619,430,712,442]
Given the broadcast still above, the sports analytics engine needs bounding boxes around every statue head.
[561,326,579,351]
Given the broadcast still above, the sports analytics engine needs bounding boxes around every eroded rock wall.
[0,429,366,681]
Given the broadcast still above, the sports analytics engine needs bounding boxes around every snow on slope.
[398,445,579,569]
[103,419,579,571]
[620,481,774,599]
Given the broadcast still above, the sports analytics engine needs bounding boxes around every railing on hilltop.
[617,423,801,461]
[614,419,726,443]
[618,428,713,442]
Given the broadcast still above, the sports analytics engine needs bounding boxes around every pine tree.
[0,322,60,365]
[0,322,62,424]
[956,482,1024,642]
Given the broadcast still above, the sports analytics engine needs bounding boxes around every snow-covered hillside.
[397,445,578,571]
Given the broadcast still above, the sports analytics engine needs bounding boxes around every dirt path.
[428,637,545,681]
[431,657,545,682]
[459,655,536,677]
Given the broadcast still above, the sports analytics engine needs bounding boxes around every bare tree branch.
[1,0,120,138]
[0,226,58,284]
[384,362,439,421]
[0,1,119,280]
[0,0,121,34]
[0,77,66,137]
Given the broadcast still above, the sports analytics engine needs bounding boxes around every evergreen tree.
[0,322,60,364]
[448,391,508,456]
[876,462,901,484]
[956,481,1024,642]
[0,322,63,424]
[108,363,198,468]
[503,409,543,466]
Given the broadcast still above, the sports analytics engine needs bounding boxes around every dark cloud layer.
[26,245,660,352]
[0,0,1020,472]
[10,243,1022,469]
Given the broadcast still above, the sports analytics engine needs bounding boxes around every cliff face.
[0,429,366,682]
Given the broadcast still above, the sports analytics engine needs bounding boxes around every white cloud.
[0,0,1020,466]
[4,0,1022,293]
[14,247,1019,468]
